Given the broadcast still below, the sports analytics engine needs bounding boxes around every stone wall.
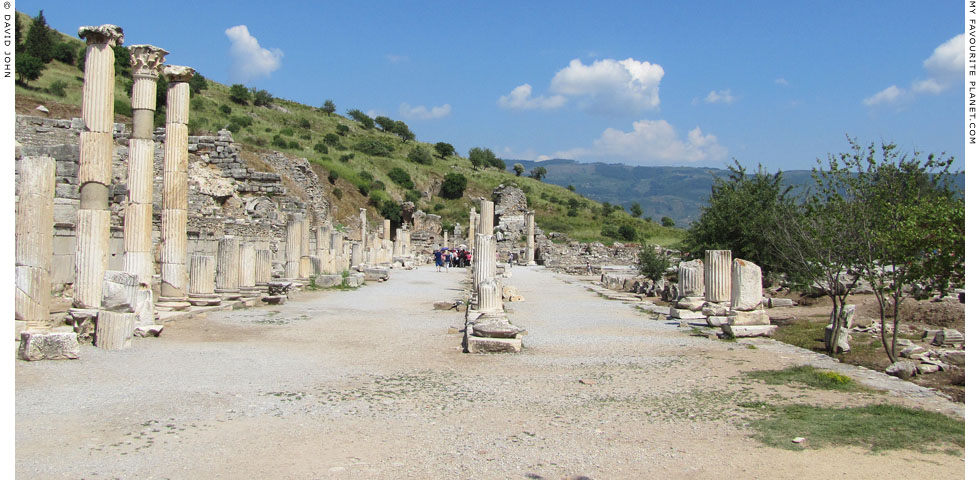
[14,114,334,294]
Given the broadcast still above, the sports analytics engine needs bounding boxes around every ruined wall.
[14,115,334,293]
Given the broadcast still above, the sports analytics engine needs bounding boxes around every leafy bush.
[405,190,421,203]
[601,224,619,239]
[323,133,341,146]
[46,80,67,97]
[327,170,339,184]
[271,135,287,148]
[230,115,253,129]
[229,84,251,105]
[299,119,312,129]
[336,124,350,136]
[189,72,208,94]
[387,167,415,190]
[321,100,336,114]
[314,143,329,154]
[252,88,273,107]
[353,138,395,157]
[371,180,386,191]
[618,224,638,242]
[358,171,375,182]
[51,42,75,64]
[637,245,671,282]
[219,104,232,115]
[378,200,403,228]
[407,145,433,165]
[332,187,343,199]
[439,173,467,199]
[347,109,375,129]
[368,189,387,207]
[661,216,675,227]
[287,140,300,149]
[280,127,294,137]
[15,55,44,85]
[434,142,456,158]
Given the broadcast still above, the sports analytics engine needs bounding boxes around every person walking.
[434,249,444,272]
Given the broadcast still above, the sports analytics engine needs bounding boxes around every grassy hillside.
[14,10,684,247]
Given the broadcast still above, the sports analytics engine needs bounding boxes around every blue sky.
[26,1,966,171]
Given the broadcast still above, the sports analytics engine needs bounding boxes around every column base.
[188,294,222,306]
[156,296,191,311]
[215,289,242,301]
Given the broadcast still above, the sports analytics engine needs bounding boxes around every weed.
[744,365,871,392]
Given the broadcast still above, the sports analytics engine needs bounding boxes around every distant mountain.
[503,159,964,228]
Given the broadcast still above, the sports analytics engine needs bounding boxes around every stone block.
[19,331,80,361]
[941,350,965,366]
[721,324,777,338]
[933,329,964,346]
[824,325,851,353]
[347,273,365,287]
[726,310,770,326]
[466,335,523,353]
[676,296,705,311]
[768,298,796,308]
[730,258,763,311]
[885,361,917,380]
[669,307,706,320]
[314,275,343,288]
[363,267,390,282]
[706,316,729,327]
[701,302,728,316]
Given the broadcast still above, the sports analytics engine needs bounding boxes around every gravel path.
[16,266,963,479]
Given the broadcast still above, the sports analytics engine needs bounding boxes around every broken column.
[671,259,707,320]
[238,243,258,296]
[359,208,367,246]
[96,271,147,350]
[284,214,302,279]
[704,250,732,304]
[466,233,524,353]
[16,156,56,336]
[351,242,363,269]
[298,216,311,279]
[255,249,272,288]
[73,25,124,311]
[315,226,331,273]
[468,207,476,249]
[187,255,220,306]
[479,199,493,235]
[723,259,773,337]
[122,45,167,292]
[158,64,196,310]
[215,236,241,300]
[330,232,343,272]
[525,210,536,265]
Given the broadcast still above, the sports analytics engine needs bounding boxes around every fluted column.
[359,208,367,246]
[16,156,56,331]
[238,243,257,294]
[525,211,536,265]
[479,199,494,235]
[73,25,123,310]
[187,255,220,306]
[468,207,476,248]
[158,65,195,309]
[284,214,302,279]
[298,216,311,278]
[123,45,166,290]
[677,259,705,298]
[255,249,272,286]
[473,233,496,293]
[704,250,732,303]
[351,242,363,268]
[330,232,343,273]
[215,236,240,299]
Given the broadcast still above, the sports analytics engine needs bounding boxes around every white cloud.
[551,58,665,115]
[552,119,728,166]
[386,54,409,64]
[704,89,735,104]
[398,103,451,120]
[775,78,789,86]
[497,84,567,110]
[225,25,283,82]
[864,33,963,107]
[863,85,906,106]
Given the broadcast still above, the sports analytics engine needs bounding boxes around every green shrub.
[332,187,343,199]
[371,180,386,191]
[405,190,421,203]
[299,118,312,129]
[368,189,387,207]
[51,42,75,64]
[47,80,67,97]
[327,170,339,184]
[379,200,403,228]
[252,88,273,107]
[439,173,467,199]
[229,84,251,105]
[287,140,300,149]
[230,115,253,128]
[314,143,329,154]
[339,153,355,163]
[189,72,208,94]
[601,224,619,238]
[323,133,341,146]
[637,245,671,282]
[353,138,395,157]
[619,224,638,242]
[358,171,374,182]
[387,167,414,190]
[407,145,433,165]
[300,133,311,140]
[336,124,350,136]
[280,127,294,137]
[271,135,287,148]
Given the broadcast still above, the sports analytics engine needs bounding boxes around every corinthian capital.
[129,45,169,78]
[78,24,124,46]
[163,65,196,83]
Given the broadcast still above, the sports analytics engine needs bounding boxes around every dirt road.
[15,266,964,479]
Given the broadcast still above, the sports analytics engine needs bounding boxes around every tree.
[513,163,525,176]
[660,216,675,227]
[434,142,456,158]
[468,147,485,168]
[251,88,273,106]
[831,140,963,362]
[439,173,467,199]
[189,72,208,94]
[530,166,547,180]
[229,84,251,105]
[387,167,414,189]
[618,224,638,242]
[684,161,794,274]
[374,115,396,132]
[392,121,415,142]
[567,184,575,192]
[407,145,432,165]
[321,99,336,115]
[637,245,672,283]
[14,12,25,53]
[630,202,643,218]
[113,45,131,77]
[601,202,614,216]
[347,109,375,129]
[16,55,45,86]
[51,43,75,64]
[25,10,55,63]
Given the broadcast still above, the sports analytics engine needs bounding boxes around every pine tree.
[25,10,55,63]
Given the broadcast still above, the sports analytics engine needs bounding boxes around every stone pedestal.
[74,24,124,310]
[187,255,221,306]
[704,250,732,303]
[16,156,56,333]
[215,236,241,300]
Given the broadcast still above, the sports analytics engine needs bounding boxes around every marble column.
[284,214,302,279]
[330,232,343,274]
[677,259,705,298]
[74,24,124,310]
[479,199,494,235]
[473,233,496,293]
[215,236,241,300]
[383,219,391,243]
[16,156,56,331]
[158,65,195,309]
[704,250,732,303]
[359,208,367,246]
[316,226,332,274]
[187,255,220,306]
[525,210,536,265]
[731,259,763,311]
[443,231,448,248]
[238,243,258,295]
[123,45,167,290]
[255,249,272,287]
[468,207,476,248]
[351,242,363,268]
[298,216,311,278]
